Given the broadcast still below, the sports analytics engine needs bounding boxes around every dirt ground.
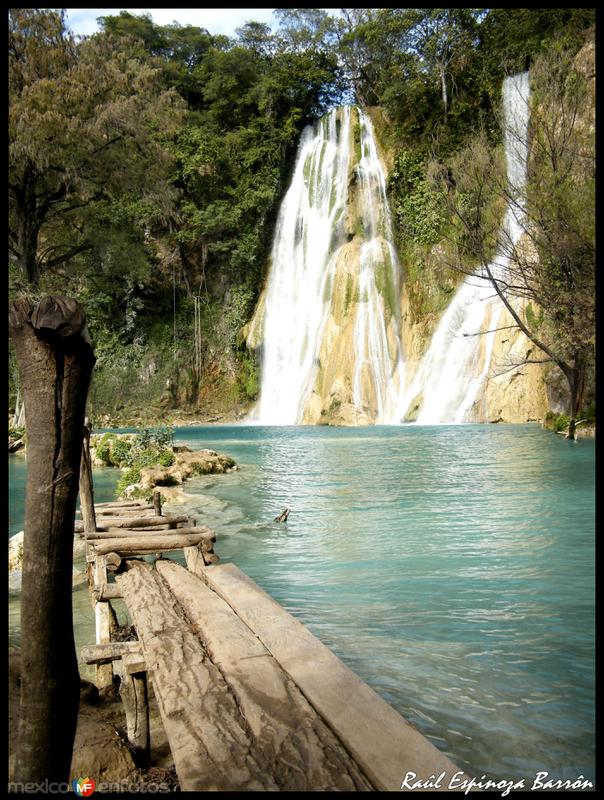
[8,648,178,791]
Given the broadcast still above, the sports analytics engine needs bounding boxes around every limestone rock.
[135,450,237,494]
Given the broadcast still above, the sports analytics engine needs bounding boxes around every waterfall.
[352,109,405,423]
[398,72,531,424]
[254,107,351,425]
[254,106,405,424]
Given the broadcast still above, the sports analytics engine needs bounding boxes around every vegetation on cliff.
[8,8,595,425]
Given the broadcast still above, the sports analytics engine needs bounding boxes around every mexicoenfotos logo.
[72,777,95,796]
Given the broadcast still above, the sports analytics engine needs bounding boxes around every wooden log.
[76,515,189,532]
[105,552,122,572]
[156,560,373,790]
[203,552,220,565]
[85,525,213,540]
[9,295,95,784]
[81,641,142,665]
[119,662,150,763]
[184,545,207,575]
[153,490,162,517]
[79,420,97,536]
[94,500,151,509]
[92,583,123,601]
[116,562,278,790]
[94,508,156,517]
[92,532,215,556]
[122,650,147,676]
[94,555,115,689]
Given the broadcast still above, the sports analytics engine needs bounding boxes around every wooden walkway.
[77,441,468,790]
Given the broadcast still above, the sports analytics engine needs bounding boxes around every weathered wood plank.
[156,560,372,790]
[92,532,214,556]
[116,561,280,791]
[190,562,468,792]
[81,642,142,665]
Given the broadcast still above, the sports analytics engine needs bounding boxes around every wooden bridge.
[77,435,467,791]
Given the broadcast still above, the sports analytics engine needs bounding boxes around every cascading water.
[254,106,405,424]
[352,110,406,423]
[398,72,531,423]
[254,108,352,425]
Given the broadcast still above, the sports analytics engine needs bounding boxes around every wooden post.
[9,296,95,784]
[119,653,150,764]
[79,418,97,537]
[153,489,162,517]
[94,555,115,689]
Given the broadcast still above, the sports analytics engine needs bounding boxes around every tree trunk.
[564,354,586,441]
[15,167,42,286]
[9,296,95,783]
[440,66,448,123]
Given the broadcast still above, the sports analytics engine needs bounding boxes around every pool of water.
[8,424,595,784]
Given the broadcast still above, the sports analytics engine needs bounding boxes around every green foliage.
[238,352,260,401]
[582,402,595,424]
[8,6,595,425]
[110,438,133,466]
[95,440,113,465]
[137,426,174,450]
[116,467,142,496]
[8,8,185,288]
[389,149,446,248]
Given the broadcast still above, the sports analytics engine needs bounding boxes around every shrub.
[157,449,175,467]
[116,467,142,497]
[96,433,116,467]
[110,438,133,466]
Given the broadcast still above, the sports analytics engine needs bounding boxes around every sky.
[64,8,279,38]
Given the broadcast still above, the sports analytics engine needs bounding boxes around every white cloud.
[64,8,277,38]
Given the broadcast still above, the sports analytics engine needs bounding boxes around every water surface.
[8,424,595,784]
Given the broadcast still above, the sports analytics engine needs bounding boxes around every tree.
[433,42,594,439]
[9,297,96,783]
[407,8,480,124]
[9,9,185,288]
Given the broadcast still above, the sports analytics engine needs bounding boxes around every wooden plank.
[92,532,214,556]
[116,562,281,791]
[81,641,142,664]
[156,561,372,790]
[191,562,469,792]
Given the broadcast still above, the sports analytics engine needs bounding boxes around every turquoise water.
[8,425,595,784]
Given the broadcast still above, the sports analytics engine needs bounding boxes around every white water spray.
[254,108,351,424]
[254,106,405,424]
[398,72,531,423]
[352,109,405,423]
